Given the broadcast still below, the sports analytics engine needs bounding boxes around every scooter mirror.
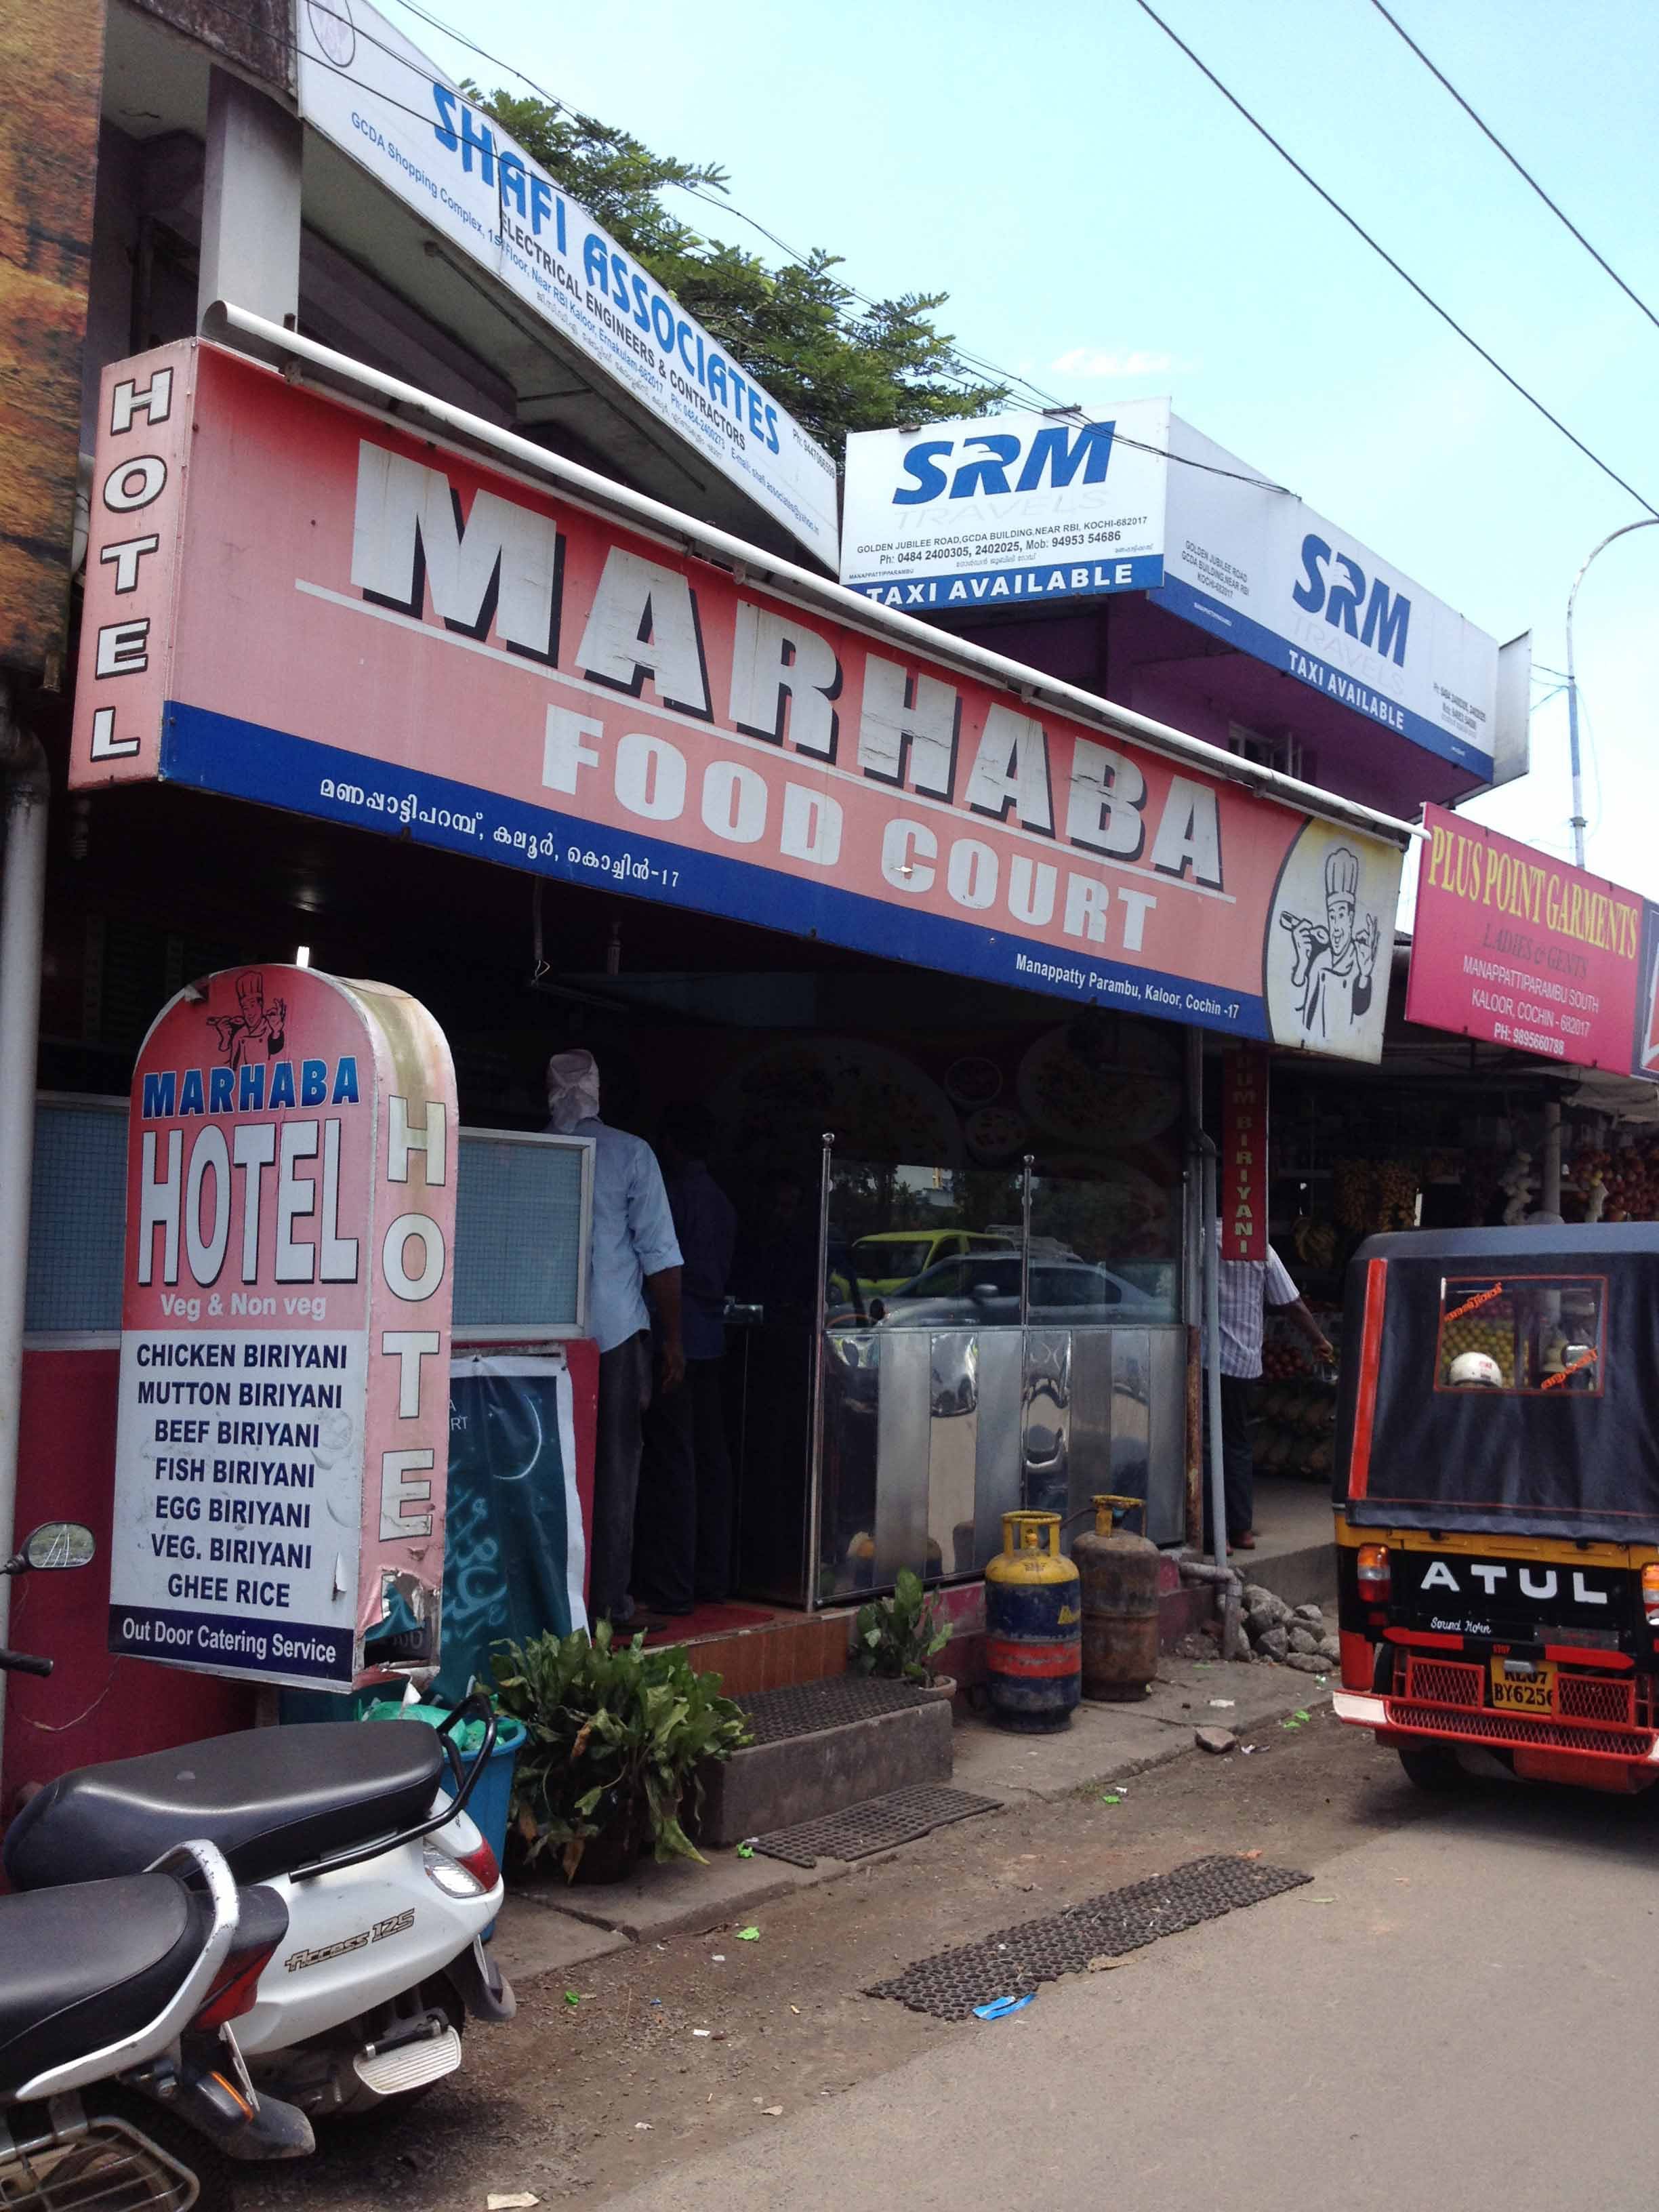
[22,1522,96,1570]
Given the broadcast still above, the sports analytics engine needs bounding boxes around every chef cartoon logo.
[209,968,287,1069]
[1265,826,1400,1061]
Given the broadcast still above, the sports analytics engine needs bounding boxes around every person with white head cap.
[546,1048,684,1628]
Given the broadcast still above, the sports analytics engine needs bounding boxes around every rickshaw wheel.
[1397,1741,1465,1793]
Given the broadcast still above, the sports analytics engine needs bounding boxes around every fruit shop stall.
[1251,1042,1659,1483]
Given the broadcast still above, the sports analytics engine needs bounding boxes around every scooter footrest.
[352,2025,462,2098]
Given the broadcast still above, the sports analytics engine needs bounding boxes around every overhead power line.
[1128,0,1659,519]
[1366,0,1659,337]
[368,0,1295,487]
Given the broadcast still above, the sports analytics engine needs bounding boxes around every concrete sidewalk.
[1241,1471,1336,1606]
[491,1651,1333,1985]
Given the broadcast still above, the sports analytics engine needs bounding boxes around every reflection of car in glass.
[851,1230,1015,1296]
[870,1252,1160,1327]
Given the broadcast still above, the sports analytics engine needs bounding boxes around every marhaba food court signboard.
[109,963,457,1689]
[294,0,838,566]
[71,340,1404,1063]
[844,409,1503,784]
[1408,804,1656,1076]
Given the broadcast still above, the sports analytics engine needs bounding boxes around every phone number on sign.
[1491,1019,1565,1057]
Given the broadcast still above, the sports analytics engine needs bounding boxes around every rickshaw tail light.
[1641,1564,1659,1625]
[1357,1544,1391,1600]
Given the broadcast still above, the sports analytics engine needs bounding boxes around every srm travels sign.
[109,963,457,1691]
[844,407,1505,784]
[71,340,1404,1063]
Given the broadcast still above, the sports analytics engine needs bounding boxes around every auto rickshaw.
[1332,1223,1659,1795]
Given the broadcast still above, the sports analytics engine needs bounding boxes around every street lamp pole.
[1565,518,1658,871]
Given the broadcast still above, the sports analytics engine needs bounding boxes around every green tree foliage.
[469,87,1008,452]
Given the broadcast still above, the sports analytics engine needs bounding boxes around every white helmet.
[1448,1351,1502,1389]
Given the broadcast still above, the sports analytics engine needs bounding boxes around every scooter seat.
[0,1872,211,2095]
[3,1721,447,1891]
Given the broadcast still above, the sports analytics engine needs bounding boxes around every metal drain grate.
[867,1854,1311,2020]
[736,1677,937,1747]
[753,1784,1003,1868]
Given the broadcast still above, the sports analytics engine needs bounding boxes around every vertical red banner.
[1222,1048,1270,1261]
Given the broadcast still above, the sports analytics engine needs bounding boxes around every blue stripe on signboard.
[159,699,1269,1041]
[1148,575,1492,780]
[109,1601,354,1683]
[851,553,1164,612]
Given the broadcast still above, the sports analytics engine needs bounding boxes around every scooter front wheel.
[6,2087,232,2211]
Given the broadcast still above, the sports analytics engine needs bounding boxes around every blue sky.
[386,0,1658,895]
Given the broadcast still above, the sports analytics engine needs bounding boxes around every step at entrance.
[751,1782,1001,1868]
[698,1677,954,1849]
[641,1603,852,1695]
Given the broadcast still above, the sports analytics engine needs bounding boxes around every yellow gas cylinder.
[1073,1494,1160,1702]
[983,1511,1082,1732]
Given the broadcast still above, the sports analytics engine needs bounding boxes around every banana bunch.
[1334,1160,1372,1231]
[1292,1217,1338,1269]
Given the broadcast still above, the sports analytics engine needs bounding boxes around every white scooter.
[0,1526,318,2205]
[5,1540,515,2121]
[0,1836,319,2208]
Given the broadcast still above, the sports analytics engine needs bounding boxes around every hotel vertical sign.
[109,964,457,1690]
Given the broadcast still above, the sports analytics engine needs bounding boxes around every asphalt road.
[246,1713,1659,2211]
[599,1748,1659,2212]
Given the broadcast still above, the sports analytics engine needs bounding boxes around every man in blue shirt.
[634,1105,739,1615]
[546,1050,683,1627]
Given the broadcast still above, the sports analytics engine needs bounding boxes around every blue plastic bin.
[447,1713,526,1879]
[359,1702,526,1891]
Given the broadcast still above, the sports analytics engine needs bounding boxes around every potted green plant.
[491,1622,750,1883]
[853,1568,954,1700]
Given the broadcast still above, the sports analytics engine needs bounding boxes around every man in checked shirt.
[1209,1227,1334,1550]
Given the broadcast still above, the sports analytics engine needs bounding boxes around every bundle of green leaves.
[491,1622,751,1879]
[854,1568,952,1685]
[467,87,1008,451]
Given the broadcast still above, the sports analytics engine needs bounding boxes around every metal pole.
[1019,1154,1033,1328]
[803,1131,834,1614]
[1565,517,1658,872]
[1198,1136,1227,1580]
[0,713,50,1758]
[1542,1101,1563,1217]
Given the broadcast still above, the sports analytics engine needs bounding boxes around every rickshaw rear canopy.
[1335,1225,1659,1543]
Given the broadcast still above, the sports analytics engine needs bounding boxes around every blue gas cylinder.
[984,1510,1082,1732]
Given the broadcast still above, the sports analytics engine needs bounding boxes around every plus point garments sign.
[1407,804,1654,1077]
[294,0,837,567]
[110,964,457,1692]
[843,410,1506,785]
[71,340,1403,1063]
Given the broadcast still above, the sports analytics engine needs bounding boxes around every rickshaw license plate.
[1490,1662,1554,1714]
